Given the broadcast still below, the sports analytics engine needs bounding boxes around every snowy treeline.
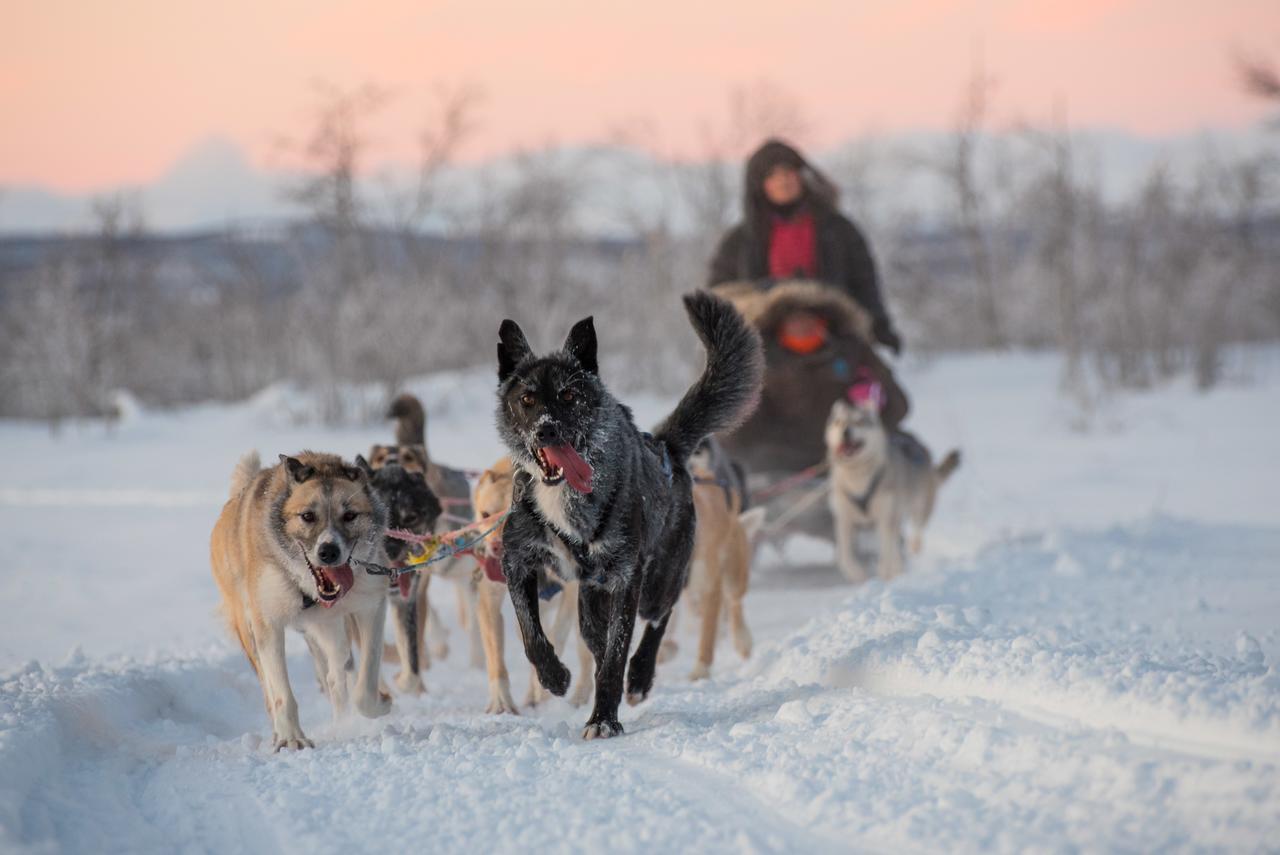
[1,84,1276,422]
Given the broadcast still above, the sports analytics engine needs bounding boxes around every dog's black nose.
[536,423,562,446]
[317,541,341,564]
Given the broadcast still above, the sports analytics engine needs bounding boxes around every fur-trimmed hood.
[710,279,874,343]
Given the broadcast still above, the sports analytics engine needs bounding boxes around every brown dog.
[471,456,594,713]
[210,451,391,751]
[662,441,764,680]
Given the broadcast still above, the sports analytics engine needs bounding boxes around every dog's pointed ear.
[498,320,532,382]
[279,454,315,484]
[354,454,375,479]
[563,316,597,375]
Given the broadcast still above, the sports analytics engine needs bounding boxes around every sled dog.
[666,438,765,680]
[372,393,481,671]
[825,400,960,582]
[210,451,391,751]
[357,452,441,695]
[469,456,596,714]
[495,291,763,739]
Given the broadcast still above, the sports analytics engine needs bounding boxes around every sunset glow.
[4,0,1278,192]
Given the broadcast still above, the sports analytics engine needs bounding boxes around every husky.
[825,399,960,582]
[356,453,441,696]
[495,291,763,739]
[666,438,765,680]
[371,393,480,671]
[210,452,392,751]
[469,456,595,714]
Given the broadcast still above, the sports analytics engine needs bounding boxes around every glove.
[873,318,902,356]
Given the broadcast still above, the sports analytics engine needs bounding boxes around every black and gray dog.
[356,454,442,694]
[495,291,763,739]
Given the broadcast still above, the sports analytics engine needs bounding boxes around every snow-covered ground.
[1,350,1278,853]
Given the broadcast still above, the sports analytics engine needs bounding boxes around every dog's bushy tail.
[229,451,261,499]
[655,292,764,462]
[936,449,961,482]
[387,393,426,447]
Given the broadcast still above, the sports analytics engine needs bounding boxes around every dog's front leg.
[832,502,869,583]
[350,596,393,719]
[878,514,905,580]
[305,619,353,718]
[254,619,312,751]
[580,577,639,739]
[507,554,571,697]
[389,586,424,695]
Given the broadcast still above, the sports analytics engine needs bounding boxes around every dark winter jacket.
[708,139,900,351]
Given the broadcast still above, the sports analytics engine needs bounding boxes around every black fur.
[495,292,763,739]
[358,454,442,682]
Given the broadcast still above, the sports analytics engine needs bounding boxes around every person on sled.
[707,138,911,477]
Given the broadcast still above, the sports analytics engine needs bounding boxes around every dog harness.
[843,466,886,515]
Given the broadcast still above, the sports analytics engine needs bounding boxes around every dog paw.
[656,639,678,665]
[625,667,655,705]
[582,719,624,740]
[734,632,753,660]
[535,658,571,697]
[357,692,393,719]
[568,684,593,708]
[394,672,425,696]
[272,733,314,752]
[688,661,711,681]
[486,682,519,715]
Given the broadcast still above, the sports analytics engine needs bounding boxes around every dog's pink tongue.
[397,572,413,599]
[318,564,355,607]
[543,445,593,493]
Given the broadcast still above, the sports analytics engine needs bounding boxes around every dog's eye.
[300,511,317,524]
[520,393,536,407]
[560,388,575,403]
[342,511,359,523]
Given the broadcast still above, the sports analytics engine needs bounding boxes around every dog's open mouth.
[838,436,865,458]
[534,444,593,493]
[305,556,354,607]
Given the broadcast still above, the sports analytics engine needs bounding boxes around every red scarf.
[768,212,817,279]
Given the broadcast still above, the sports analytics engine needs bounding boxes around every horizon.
[5,0,1279,197]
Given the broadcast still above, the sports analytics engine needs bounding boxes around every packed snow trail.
[2,352,1278,852]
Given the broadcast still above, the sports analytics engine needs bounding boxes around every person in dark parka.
[708,138,903,354]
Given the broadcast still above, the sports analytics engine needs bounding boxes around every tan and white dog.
[210,451,392,751]
[470,456,594,713]
[663,440,764,680]
[825,400,960,583]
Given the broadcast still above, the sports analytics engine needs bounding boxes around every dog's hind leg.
[350,597,393,720]
[581,579,640,738]
[690,553,723,681]
[569,614,595,708]
[253,619,312,751]
[657,601,679,664]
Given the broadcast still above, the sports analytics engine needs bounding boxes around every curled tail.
[936,449,961,482]
[655,292,764,462]
[387,393,426,447]
[229,451,261,499]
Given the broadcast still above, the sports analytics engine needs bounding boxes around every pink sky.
[4,0,1278,192]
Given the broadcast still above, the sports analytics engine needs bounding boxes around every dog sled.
[711,280,911,542]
